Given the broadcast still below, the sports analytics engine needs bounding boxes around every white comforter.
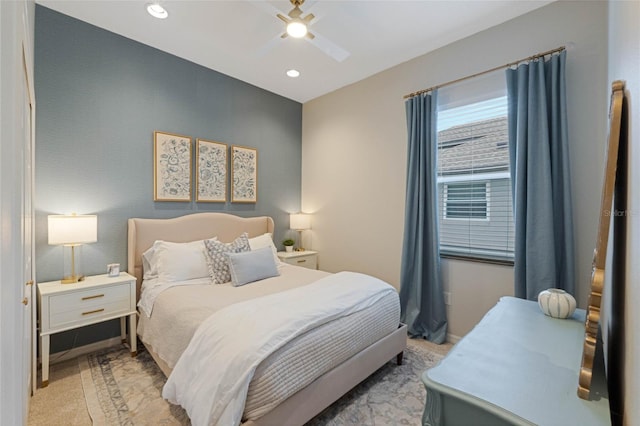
[138,276,211,317]
[162,271,396,426]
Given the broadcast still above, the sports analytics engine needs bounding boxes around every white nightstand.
[277,250,318,270]
[37,273,137,387]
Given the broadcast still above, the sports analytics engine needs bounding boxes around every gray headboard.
[127,212,275,300]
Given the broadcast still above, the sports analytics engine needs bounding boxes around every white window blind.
[444,181,488,220]
[437,82,515,263]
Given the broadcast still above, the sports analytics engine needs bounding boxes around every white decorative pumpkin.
[537,288,577,319]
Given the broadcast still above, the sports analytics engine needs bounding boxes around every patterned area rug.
[79,339,443,425]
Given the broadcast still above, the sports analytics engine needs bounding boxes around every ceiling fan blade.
[302,13,315,24]
[306,31,315,40]
[307,32,350,62]
[257,32,285,58]
[276,13,290,24]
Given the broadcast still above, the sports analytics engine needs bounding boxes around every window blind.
[437,93,515,263]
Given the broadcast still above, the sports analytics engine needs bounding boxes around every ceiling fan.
[277,0,316,39]
[251,0,350,63]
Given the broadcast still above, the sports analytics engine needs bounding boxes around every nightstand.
[277,250,318,270]
[37,273,137,387]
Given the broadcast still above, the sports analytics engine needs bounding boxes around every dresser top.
[423,296,610,426]
[38,273,136,295]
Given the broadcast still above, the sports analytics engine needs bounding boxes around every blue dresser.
[422,296,610,426]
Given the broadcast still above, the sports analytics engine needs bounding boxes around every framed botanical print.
[196,139,227,202]
[153,131,192,201]
[231,145,257,203]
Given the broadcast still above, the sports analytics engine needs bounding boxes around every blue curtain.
[506,50,575,300]
[399,91,448,343]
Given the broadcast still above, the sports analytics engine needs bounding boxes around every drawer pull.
[82,294,104,301]
[82,308,105,316]
[297,260,307,264]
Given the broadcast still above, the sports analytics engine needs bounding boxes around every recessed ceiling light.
[147,3,168,19]
[286,69,300,78]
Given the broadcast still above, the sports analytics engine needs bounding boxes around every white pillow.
[154,239,215,282]
[142,241,162,280]
[248,233,280,266]
[227,246,280,287]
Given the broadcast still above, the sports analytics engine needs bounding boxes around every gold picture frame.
[231,145,258,203]
[577,80,625,399]
[153,131,192,202]
[196,139,227,203]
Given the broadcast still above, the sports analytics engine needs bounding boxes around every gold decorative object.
[577,80,625,399]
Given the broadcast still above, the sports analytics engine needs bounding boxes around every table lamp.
[290,213,311,251]
[48,214,97,283]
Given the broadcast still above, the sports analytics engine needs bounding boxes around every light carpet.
[79,339,444,425]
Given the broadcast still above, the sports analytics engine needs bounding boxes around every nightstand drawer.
[282,255,317,269]
[48,283,132,329]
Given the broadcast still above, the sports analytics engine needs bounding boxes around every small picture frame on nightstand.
[107,263,120,277]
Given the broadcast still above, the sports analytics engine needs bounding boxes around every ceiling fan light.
[147,3,168,19]
[286,21,307,38]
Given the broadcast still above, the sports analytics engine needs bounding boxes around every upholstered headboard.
[127,212,275,300]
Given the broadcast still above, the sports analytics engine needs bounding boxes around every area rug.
[79,339,444,425]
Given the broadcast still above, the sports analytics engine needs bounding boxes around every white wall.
[607,1,639,424]
[302,1,608,338]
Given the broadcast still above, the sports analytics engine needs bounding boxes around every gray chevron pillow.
[203,233,250,284]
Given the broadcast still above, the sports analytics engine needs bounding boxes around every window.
[444,182,488,220]
[437,73,514,263]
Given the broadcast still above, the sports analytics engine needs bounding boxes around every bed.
[127,212,407,426]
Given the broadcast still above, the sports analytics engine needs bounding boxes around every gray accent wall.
[35,6,302,351]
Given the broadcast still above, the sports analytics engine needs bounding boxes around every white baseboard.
[446,333,462,344]
[47,337,124,365]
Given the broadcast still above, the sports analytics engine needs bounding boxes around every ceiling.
[36,0,553,103]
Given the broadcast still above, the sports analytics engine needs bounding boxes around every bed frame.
[127,212,407,426]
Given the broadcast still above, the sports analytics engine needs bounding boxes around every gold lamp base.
[295,230,306,251]
[60,244,86,284]
[61,275,85,284]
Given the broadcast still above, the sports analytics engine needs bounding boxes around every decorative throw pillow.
[227,246,280,287]
[204,233,251,284]
[248,233,281,267]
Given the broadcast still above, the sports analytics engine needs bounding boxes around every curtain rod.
[403,45,566,100]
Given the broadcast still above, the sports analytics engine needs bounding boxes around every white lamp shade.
[290,213,311,231]
[48,215,97,245]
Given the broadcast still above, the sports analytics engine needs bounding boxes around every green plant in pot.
[283,238,295,253]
